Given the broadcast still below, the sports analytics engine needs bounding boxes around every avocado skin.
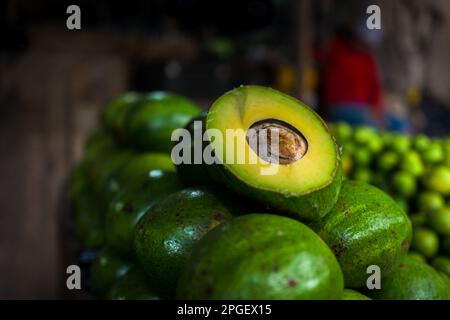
[73,189,105,249]
[367,255,450,300]
[124,92,201,153]
[134,188,234,298]
[313,180,412,288]
[176,214,344,300]
[175,112,213,186]
[71,170,105,249]
[341,289,371,300]
[90,249,131,298]
[431,256,450,278]
[101,92,142,144]
[104,152,175,202]
[208,162,342,222]
[107,266,159,300]
[89,149,133,199]
[105,171,183,257]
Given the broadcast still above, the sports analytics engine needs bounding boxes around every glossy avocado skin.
[105,171,183,257]
[101,92,142,144]
[107,266,159,300]
[104,152,176,202]
[368,255,450,300]
[341,289,371,300]
[124,92,201,153]
[72,187,105,249]
[89,249,131,298]
[176,214,344,300]
[313,180,412,288]
[89,149,133,199]
[431,256,450,277]
[134,188,234,298]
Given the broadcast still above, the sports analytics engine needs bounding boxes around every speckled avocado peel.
[367,255,450,300]
[176,214,344,299]
[312,180,413,288]
[134,188,235,298]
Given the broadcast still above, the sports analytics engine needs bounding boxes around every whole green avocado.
[341,289,371,300]
[101,92,143,143]
[313,180,412,288]
[134,188,235,298]
[107,266,159,300]
[368,255,450,300]
[105,171,183,257]
[124,91,201,153]
[90,249,131,298]
[72,187,105,249]
[103,152,176,202]
[176,214,344,300]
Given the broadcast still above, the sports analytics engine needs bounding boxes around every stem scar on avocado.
[246,119,308,165]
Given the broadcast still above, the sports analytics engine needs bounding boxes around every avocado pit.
[246,119,307,164]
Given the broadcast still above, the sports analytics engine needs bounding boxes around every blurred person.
[320,21,384,127]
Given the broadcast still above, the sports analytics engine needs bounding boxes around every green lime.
[428,207,450,235]
[413,134,431,152]
[424,165,450,196]
[418,191,445,212]
[352,167,372,183]
[354,126,377,145]
[367,135,384,154]
[412,227,439,258]
[333,122,353,143]
[400,150,425,177]
[410,212,427,227]
[343,142,356,156]
[422,143,444,164]
[390,134,411,154]
[353,148,372,166]
[377,151,399,171]
[392,171,417,197]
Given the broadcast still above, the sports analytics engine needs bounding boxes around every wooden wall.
[0,46,128,299]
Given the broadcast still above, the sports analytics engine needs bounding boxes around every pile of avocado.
[70,86,450,300]
[332,123,450,280]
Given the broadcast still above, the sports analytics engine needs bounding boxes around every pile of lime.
[332,122,450,271]
[70,87,450,300]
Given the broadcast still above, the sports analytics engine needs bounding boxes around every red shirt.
[321,38,383,112]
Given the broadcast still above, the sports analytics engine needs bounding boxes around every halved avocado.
[205,86,342,221]
[124,91,202,153]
